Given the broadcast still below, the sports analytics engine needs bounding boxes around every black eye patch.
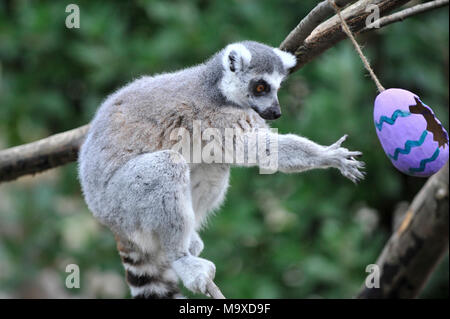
[250,79,271,96]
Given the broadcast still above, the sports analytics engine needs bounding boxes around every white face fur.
[218,43,296,120]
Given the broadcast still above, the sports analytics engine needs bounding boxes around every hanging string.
[328,0,385,92]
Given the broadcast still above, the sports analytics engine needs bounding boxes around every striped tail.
[115,235,183,299]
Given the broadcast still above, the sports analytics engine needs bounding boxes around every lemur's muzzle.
[256,103,281,120]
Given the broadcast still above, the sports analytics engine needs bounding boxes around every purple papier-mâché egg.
[374,88,449,177]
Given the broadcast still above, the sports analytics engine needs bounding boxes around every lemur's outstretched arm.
[277,133,364,181]
[234,130,365,183]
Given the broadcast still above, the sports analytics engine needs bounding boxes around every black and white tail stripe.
[116,237,183,299]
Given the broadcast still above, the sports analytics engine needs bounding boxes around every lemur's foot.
[172,256,216,295]
[189,232,204,257]
[326,135,365,183]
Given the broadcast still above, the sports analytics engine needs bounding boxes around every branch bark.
[0,0,420,183]
[291,0,411,72]
[358,163,449,298]
[0,125,89,182]
[363,0,449,31]
[280,0,356,53]
[206,280,226,299]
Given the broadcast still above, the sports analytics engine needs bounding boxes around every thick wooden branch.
[0,0,433,183]
[358,163,449,298]
[0,125,89,182]
[280,0,356,53]
[291,0,411,72]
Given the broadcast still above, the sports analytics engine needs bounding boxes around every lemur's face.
[219,42,296,120]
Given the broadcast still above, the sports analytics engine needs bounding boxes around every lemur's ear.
[273,48,297,70]
[222,43,252,73]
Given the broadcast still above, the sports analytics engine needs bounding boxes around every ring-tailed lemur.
[78,41,364,299]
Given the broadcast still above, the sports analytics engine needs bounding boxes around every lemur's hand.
[324,135,365,183]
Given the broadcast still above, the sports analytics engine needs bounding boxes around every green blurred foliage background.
[0,0,448,298]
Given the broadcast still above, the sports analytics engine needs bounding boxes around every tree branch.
[291,0,411,72]
[206,280,226,299]
[0,0,433,183]
[280,0,356,53]
[0,125,89,182]
[358,163,449,298]
[363,0,449,31]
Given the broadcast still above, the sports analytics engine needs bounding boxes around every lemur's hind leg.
[106,150,215,297]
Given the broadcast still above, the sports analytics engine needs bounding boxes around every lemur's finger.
[329,134,348,149]
[354,170,365,180]
[336,134,348,145]
[348,173,363,184]
[347,151,363,158]
[341,164,365,183]
[347,173,358,184]
[346,159,365,169]
[353,169,366,181]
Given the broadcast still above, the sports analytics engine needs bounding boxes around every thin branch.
[206,280,226,299]
[363,0,449,31]
[280,0,356,53]
[358,163,449,298]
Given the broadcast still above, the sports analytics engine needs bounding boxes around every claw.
[347,151,363,157]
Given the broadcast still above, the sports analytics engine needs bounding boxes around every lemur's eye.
[252,80,270,96]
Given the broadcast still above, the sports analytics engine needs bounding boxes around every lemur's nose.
[270,107,281,119]
[260,106,281,120]
[267,104,281,119]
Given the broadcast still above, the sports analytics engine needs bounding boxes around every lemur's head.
[218,41,296,120]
